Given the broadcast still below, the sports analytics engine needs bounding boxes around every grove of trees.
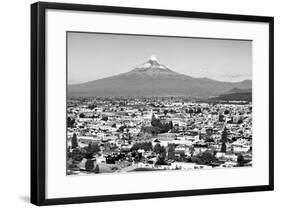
[191,151,218,165]
[131,142,153,151]
[84,143,100,158]
[149,114,173,134]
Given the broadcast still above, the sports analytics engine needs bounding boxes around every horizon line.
[68,76,252,86]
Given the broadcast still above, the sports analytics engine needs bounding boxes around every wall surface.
[0,0,279,207]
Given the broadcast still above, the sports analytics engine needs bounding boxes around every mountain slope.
[227,88,252,93]
[69,56,252,98]
[209,92,252,102]
[208,87,252,102]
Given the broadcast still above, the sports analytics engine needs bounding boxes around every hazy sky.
[67,32,252,84]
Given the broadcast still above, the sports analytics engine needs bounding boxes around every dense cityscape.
[67,97,252,175]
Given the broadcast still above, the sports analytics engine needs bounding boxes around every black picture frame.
[31,1,274,206]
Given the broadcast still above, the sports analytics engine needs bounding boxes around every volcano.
[68,55,251,98]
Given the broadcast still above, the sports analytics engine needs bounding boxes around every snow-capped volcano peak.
[127,55,181,78]
[146,55,160,66]
[149,55,158,62]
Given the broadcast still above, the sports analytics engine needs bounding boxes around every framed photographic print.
[31,2,274,206]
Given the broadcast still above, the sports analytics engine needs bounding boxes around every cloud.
[199,69,207,73]
[222,74,243,79]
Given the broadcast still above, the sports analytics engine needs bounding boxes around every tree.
[221,127,228,143]
[169,109,176,114]
[221,142,227,153]
[237,154,246,166]
[138,152,143,159]
[151,115,173,134]
[237,118,243,124]
[94,164,100,173]
[168,121,173,130]
[154,144,166,158]
[160,122,171,133]
[155,155,166,165]
[79,113,85,118]
[86,143,100,156]
[85,159,94,171]
[118,125,127,132]
[219,114,224,122]
[154,144,167,165]
[70,148,84,162]
[101,116,108,121]
[151,117,162,128]
[141,126,161,135]
[191,151,217,165]
[178,151,186,159]
[167,144,175,160]
[189,146,195,157]
[131,142,152,151]
[170,127,180,133]
[163,109,168,116]
[196,108,202,114]
[151,113,156,121]
[88,103,97,110]
[67,117,71,127]
[220,127,228,153]
[153,143,161,154]
[71,133,78,149]
[67,117,75,128]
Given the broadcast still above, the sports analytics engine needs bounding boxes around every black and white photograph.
[29,1,274,206]
[66,32,253,175]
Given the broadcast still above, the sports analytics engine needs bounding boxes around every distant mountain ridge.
[209,92,252,102]
[69,55,252,98]
[228,88,252,93]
